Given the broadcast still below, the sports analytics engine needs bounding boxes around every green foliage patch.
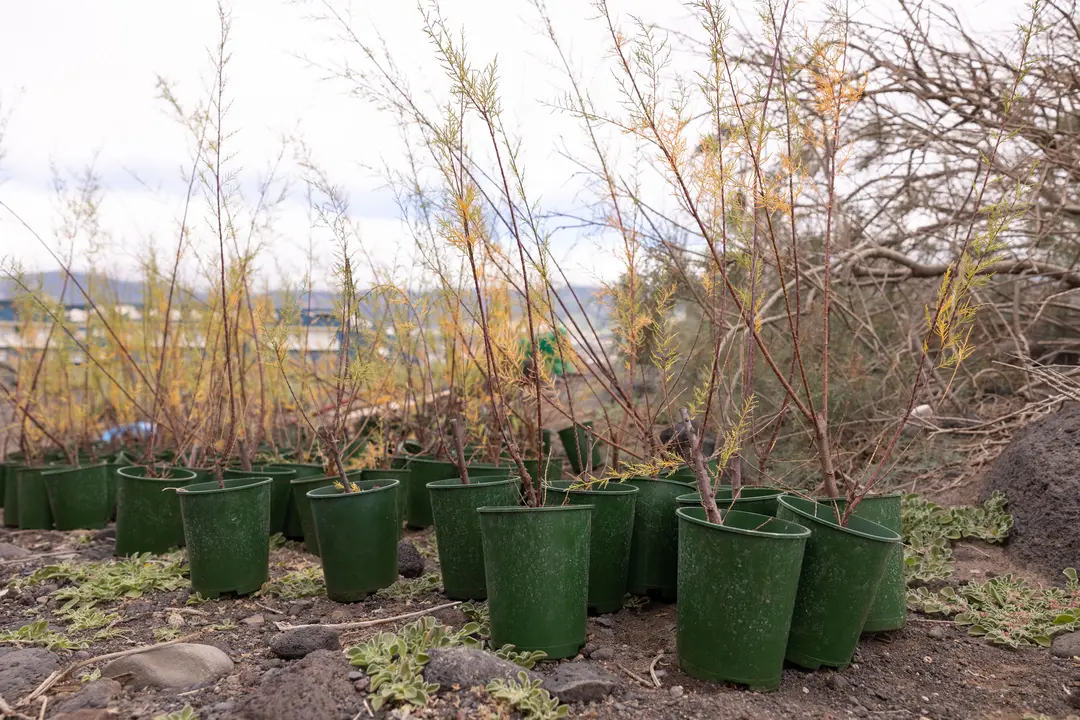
[487,671,568,720]
[257,565,325,599]
[901,491,1011,583]
[375,573,442,601]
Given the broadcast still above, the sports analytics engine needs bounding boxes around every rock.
[50,679,122,714]
[669,685,684,698]
[92,528,115,542]
[241,614,265,627]
[928,626,946,641]
[594,616,614,628]
[1068,689,1080,710]
[589,647,615,662]
[982,404,1080,578]
[0,648,60,699]
[0,541,31,559]
[230,649,357,720]
[1051,631,1080,659]
[52,711,114,720]
[102,643,233,690]
[270,626,342,660]
[423,647,539,690]
[398,541,425,578]
[825,673,849,691]
[347,671,364,681]
[542,662,618,703]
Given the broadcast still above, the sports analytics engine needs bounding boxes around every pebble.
[241,614,265,627]
[354,677,370,692]
[347,671,364,681]
[594,616,614,628]
[654,669,668,679]
[928,626,946,640]
[669,685,684,698]
[590,647,615,661]
[826,674,849,691]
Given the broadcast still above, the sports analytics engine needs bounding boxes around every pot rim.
[427,475,517,491]
[545,480,639,496]
[176,476,273,495]
[42,461,110,476]
[677,505,810,539]
[223,465,298,478]
[778,495,901,543]
[477,503,594,516]
[676,487,782,503]
[306,478,400,499]
[116,466,199,483]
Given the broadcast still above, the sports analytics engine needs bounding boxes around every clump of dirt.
[982,402,1080,579]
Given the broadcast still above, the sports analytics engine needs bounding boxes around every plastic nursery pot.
[676,507,809,691]
[223,465,296,536]
[776,495,902,669]
[115,466,200,556]
[478,505,592,659]
[427,476,518,600]
[363,468,411,539]
[2,463,23,527]
[814,493,906,633]
[269,463,326,540]
[405,458,459,529]
[177,476,272,598]
[308,479,400,602]
[625,477,692,600]
[557,422,605,475]
[42,463,112,530]
[17,466,61,530]
[546,481,638,614]
[0,462,5,510]
[676,486,784,518]
[290,472,338,556]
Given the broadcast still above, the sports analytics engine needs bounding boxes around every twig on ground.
[648,651,664,687]
[0,694,35,720]
[273,601,462,631]
[617,664,653,688]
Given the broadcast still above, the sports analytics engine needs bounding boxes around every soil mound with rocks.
[982,402,1080,579]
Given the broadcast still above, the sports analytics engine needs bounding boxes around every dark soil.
[983,402,1080,581]
[1,513,1078,719]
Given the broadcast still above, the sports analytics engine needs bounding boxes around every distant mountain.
[0,271,145,305]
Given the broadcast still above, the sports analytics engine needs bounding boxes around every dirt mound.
[982,402,1080,579]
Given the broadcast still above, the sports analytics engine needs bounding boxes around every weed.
[153,626,185,642]
[487,671,568,720]
[375,573,441,601]
[79,668,102,683]
[908,569,1080,648]
[902,491,1012,583]
[153,706,199,720]
[258,566,324,599]
[0,620,88,651]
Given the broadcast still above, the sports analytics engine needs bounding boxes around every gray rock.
[0,541,31,559]
[50,679,122,715]
[241,614,265,626]
[542,662,618,703]
[347,671,364,681]
[589,647,615,662]
[102,643,233,690]
[423,647,539,690]
[270,626,342,660]
[230,650,356,720]
[594,616,614,628]
[669,685,684,698]
[0,648,60,699]
[928,626,946,641]
[1052,631,1080,659]
[398,541,425,578]
[825,673,849,691]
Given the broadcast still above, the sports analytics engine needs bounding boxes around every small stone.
[581,643,597,657]
[424,647,540,689]
[653,669,668,679]
[0,541,31,559]
[328,609,349,623]
[825,674,849,691]
[397,541,425,578]
[928,626,946,640]
[594,616,614,628]
[853,707,869,718]
[36,596,50,604]
[270,626,342,660]
[102,644,233,690]
[354,677,370,692]
[1067,690,1080,710]
[50,679,122,715]
[210,701,235,713]
[1051,631,1080,659]
[669,685,684,698]
[589,647,615,662]
[241,614,265,627]
[543,662,619,703]
[347,671,364,681]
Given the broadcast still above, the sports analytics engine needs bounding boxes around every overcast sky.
[0,0,1023,289]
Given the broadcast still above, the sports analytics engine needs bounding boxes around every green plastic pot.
[291,472,338,556]
[177,476,272,598]
[0,463,5,510]
[3,463,23,527]
[405,458,459,529]
[115,466,200,556]
[223,465,296,535]
[363,468,411,538]
[269,463,326,540]
[812,493,906,633]
[427,476,519,600]
[676,507,809,690]
[625,477,693,599]
[557,422,605,474]
[308,479,400,602]
[676,486,783,517]
[478,505,592,659]
[546,481,638,614]
[776,495,902,669]
[42,463,112,530]
[17,466,59,530]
